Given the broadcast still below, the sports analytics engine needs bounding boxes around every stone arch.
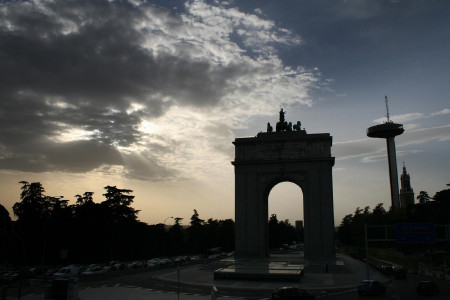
[232,131,335,259]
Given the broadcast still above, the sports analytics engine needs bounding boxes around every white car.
[53,265,80,277]
[81,265,104,275]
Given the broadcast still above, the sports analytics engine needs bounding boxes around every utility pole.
[365,224,370,280]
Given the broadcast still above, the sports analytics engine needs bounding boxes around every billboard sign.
[395,223,436,243]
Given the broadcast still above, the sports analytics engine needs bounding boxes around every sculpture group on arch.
[266,108,302,133]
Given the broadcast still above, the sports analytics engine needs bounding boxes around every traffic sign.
[395,223,436,243]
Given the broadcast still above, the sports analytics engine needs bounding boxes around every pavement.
[5,254,388,300]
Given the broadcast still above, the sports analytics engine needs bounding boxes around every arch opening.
[267,181,304,252]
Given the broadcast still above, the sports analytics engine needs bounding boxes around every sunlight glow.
[127,102,146,115]
[54,126,97,143]
[138,120,160,134]
[268,182,303,223]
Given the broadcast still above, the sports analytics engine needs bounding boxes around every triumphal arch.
[232,109,335,259]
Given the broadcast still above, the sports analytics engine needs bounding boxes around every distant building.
[399,163,414,208]
[295,220,303,231]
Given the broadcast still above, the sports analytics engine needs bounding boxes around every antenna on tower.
[385,95,391,123]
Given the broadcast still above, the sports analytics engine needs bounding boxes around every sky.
[1,0,449,226]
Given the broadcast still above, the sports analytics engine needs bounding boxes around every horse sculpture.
[271,108,302,132]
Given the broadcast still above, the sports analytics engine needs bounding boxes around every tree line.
[0,181,301,267]
[336,184,450,249]
[0,181,236,266]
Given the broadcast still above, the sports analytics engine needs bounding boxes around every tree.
[167,218,185,256]
[371,203,387,224]
[0,204,11,232]
[102,186,139,222]
[0,205,12,264]
[337,214,354,245]
[189,209,204,227]
[432,188,450,224]
[338,186,450,249]
[218,219,235,251]
[12,181,63,264]
[204,218,220,250]
[417,191,431,204]
[278,219,298,244]
[268,214,298,249]
[75,192,94,206]
[13,181,48,221]
[433,188,450,204]
[338,207,368,247]
[187,209,205,254]
[268,214,280,249]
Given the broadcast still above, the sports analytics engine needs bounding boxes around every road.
[6,260,450,299]
[316,273,449,300]
[74,266,450,299]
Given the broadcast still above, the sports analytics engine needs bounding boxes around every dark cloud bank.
[0,0,240,179]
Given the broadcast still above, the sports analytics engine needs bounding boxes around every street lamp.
[162,216,173,257]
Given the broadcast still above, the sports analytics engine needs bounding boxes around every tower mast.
[385,96,390,122]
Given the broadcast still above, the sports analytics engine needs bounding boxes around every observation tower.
[367,96,404,209]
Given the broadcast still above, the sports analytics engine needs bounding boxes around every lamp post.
[162,216,173,257]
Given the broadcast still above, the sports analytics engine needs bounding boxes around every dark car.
[357,280,386,295]
[417,281,439,295]
[0,272,20,285]
[272,287,315,300]
[380,265,394,275]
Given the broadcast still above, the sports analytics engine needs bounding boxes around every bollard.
[67,277,79,300]
[211,284,218,300]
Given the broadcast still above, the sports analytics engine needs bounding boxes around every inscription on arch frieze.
[234,138,330,162]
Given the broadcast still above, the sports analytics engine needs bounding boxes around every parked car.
[53,265,80,277]
[147,258,160,267]
[0,272,20,285]
[172,256,186,263]
[272,287,315,300]
[81,265,104,275]
[41,267,59,277]
[112,263,127,271]
[380,265,394,275]
[357,280,386,295]
[127,261,144,269]
[417,280,439,295]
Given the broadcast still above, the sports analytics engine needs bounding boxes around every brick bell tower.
[399,162,415,207]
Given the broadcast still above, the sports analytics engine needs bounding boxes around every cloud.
[361,150,424,163]
[336,0,384,20]
[334,125,450,161]
[0,0,317,179]
[121,152,179,181]
[397,125,450,144]
[431,108,450,117]
[0,139,123,173]
[373,109,450,124]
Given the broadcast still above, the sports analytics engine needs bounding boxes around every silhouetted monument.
[232,109,335,259]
